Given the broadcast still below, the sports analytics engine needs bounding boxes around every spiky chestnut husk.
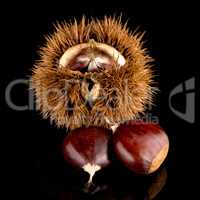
[31,16,155,130]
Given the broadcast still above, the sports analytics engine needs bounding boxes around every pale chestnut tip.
[104,117,119,132]
[83,163,101,186]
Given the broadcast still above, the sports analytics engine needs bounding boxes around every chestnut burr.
[62,127,111,185]
[113,121,169,174]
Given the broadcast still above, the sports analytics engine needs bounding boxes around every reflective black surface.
[1,2,197,200]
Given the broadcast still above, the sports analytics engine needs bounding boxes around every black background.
[1,2,198,199]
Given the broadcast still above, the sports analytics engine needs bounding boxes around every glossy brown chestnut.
[113,121,169,174]
[63,127,111,185]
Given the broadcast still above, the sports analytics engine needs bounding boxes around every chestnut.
[113,121,169,174]
[62,127,111,185]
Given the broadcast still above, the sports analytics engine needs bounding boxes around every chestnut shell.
[113,122,169,174]
[63,127,112,169]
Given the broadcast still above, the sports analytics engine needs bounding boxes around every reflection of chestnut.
[113,121,169,174]
[147,168,167,200]
[62,127,112,185]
